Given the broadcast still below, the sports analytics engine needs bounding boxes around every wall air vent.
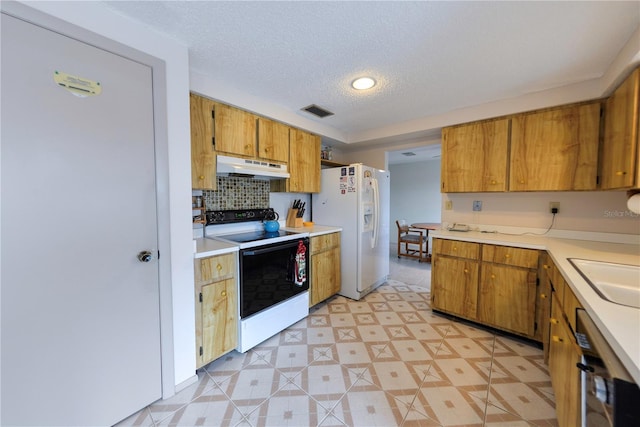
[301,104,334,118]
[401,152,416,156]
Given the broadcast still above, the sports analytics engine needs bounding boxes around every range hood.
[216,154,289,179]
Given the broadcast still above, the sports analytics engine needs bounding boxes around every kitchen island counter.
[431,228,640,385]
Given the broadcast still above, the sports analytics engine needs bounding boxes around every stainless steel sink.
[568,258,640,309]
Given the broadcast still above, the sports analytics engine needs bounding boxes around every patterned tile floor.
[118,252,558,427]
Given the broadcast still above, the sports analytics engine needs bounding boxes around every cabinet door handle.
[453,246,457,251]
[490,180,497,185]
[490,274,496,279]
[552,335,563,343]
[199,175,205,180]
[221,290,227,297]
[540,293,547,299]
[463,268,469,273]
[216,263,223,271]
[550,318,559,325]
[615,171,627,176]
[543,264,550,270]
[504,254,511,259]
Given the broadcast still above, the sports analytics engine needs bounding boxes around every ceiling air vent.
[401,152,416,156]
[301,104,334,118]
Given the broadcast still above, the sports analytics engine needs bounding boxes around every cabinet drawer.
[195,253,236,285]
[482,245,539,268]
[310,232,340,255]
[433,238,480,260]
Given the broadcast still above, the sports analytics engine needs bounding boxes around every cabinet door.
[257,117,289,163]
[190,93,217,190]
[288,128,321,193]
[548,298,582,427]
[200,278,238,365]
[510,102,600,191]
[431,256,479,319]
[478,264,537,337]
[310,246,341,306]
[441,118,509,192]
[601,68,639,189]
[214,102,257,157]
[538,258,553,362]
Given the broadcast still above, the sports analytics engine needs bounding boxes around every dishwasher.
[575,309,640,426]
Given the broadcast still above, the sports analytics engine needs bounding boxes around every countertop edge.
[193,238,239,259]
[282,225,342,237]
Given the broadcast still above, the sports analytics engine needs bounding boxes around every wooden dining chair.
[396,220,427,261]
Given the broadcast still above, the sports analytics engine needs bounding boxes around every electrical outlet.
[473,200,482,211]
[445,200,453,210]
[549,202,560,214]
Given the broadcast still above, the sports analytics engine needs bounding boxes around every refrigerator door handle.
[371,177,379,248]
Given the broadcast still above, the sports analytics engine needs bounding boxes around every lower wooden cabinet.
[431,238,540,340]
[310,232,341,306]
[548,293,582,427]
[478,263,537,336]
[194,253,238,368]
[431,248,479,319]
[477,245,539,336]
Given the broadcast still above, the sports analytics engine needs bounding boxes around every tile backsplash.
[201,176,270,210]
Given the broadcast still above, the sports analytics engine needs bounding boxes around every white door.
[1,13,161,426]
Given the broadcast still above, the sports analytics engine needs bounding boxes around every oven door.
[239,238,309,319]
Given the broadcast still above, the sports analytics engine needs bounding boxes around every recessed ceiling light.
[351,77,376,90]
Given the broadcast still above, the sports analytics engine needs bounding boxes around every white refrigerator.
[312,164,390,300]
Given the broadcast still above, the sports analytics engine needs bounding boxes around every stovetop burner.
[216,229,294,243]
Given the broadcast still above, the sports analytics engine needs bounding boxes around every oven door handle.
[243,241,299,256]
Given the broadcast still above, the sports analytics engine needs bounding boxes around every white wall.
[443,191,639,235]
[12,1,196,390]
[389,160,442,243]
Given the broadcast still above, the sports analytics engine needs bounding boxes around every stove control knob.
[247,211,255,218]
[209,212,224,223]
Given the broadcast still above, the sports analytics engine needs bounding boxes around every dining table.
[410,222,441,262]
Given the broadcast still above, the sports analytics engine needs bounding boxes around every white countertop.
[193,237,239,259]
[281,224,342,237]
[432,229,640,384]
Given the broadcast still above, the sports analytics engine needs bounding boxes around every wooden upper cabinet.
[441,118,509,192]
[213,102,257,158]
[190,93,217,190]
[288,128,321,193]
[601,68,640,190]
[510,102,601,191]
[257,117,289,163]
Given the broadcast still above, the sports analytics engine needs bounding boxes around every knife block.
[286,209,303,228]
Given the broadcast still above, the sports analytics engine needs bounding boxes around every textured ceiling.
[103,0,639,154]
